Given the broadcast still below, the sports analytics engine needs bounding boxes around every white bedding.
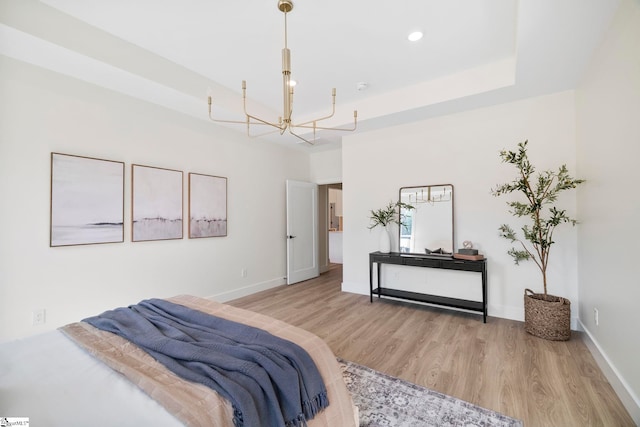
[0,329,186,426]
[1,296,358,427]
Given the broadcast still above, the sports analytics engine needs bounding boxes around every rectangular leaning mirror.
[399,184,454,255]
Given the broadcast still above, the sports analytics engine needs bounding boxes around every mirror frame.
[398,184,455,256]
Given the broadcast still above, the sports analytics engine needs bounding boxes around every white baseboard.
[340,281,368,295]
[208,277,286,303]
[488,303,581,330]
[488,303,523,323]
[577,319,640,425]
[342,283,583,329]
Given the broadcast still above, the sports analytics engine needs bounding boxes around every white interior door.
[286,180,319,285]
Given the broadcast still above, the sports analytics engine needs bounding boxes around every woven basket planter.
[524,288,571,341]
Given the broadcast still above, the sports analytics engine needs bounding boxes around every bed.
[0,295,359,426]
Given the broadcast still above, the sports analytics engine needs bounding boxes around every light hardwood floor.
[228,264,634,427]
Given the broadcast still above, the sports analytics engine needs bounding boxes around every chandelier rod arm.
[292,92,336,127]
[209,96,287,129]
[295,113,358,132]
[297,123,357,132]
[208,116,252,125]
[288,127,316,146]
[240,81,287,132]
[245,125,284,138]
[208,96,252,125]
[244,113,284,131]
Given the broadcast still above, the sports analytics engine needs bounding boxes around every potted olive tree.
[369,201,414,253]
[492,140,584,341]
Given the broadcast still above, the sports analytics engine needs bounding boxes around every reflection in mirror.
[399,184,454,255]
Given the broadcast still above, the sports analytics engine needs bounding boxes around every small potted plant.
[369,201,414,253]
[492,140,584,340]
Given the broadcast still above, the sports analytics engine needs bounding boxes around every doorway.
[327,183,343,265]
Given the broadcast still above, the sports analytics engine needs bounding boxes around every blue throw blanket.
[83,299,329,427]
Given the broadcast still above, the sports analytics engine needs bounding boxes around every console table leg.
[376,263,381,299]
[369,259,373,303]
[482,269,488,323]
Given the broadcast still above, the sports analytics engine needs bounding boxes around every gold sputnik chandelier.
[207,0,357,145]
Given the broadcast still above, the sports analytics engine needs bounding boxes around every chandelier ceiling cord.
[207,0,358,145]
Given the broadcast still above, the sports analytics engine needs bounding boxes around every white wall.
[576,0,640,420]
[0,56,310,341]
[310,149,342,184]
[341,91,580,325]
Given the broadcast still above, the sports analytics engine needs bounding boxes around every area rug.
[339,359,523,427]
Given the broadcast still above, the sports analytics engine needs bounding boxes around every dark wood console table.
[369,251,488,322]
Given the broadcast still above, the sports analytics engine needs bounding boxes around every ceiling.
[0,0,620,151]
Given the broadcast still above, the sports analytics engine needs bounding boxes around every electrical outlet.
[241,268,248,278]
[32,309,46,326]
[594,308,599,326]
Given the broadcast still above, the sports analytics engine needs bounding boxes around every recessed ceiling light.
[408,31,423,42]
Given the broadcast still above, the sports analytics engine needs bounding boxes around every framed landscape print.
[132,164,183,242]
[50,153,124,247]
[189,173,228,238]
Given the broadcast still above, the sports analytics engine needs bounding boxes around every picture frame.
[131,164,183,242]
[50,152,125,247]
[188,173,228,238]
